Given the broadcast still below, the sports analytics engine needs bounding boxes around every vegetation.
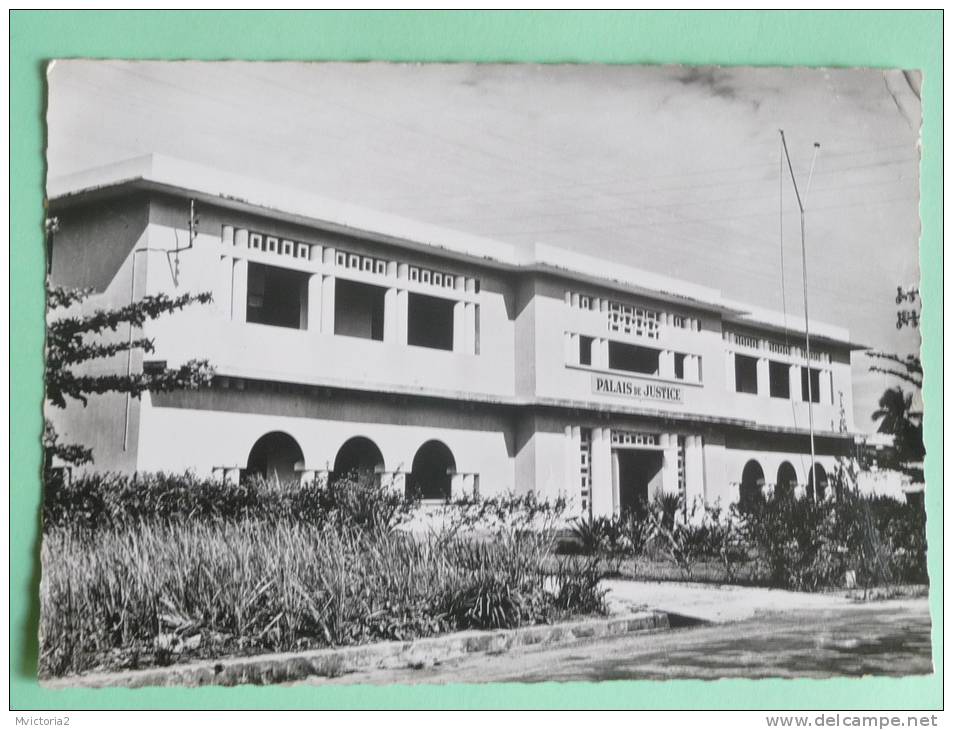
[40,473,605,679]
[561,486,927,593]
[43,284,214,476]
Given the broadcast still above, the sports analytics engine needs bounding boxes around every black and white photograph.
[40,61,928,687]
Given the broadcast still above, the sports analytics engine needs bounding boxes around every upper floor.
[48,155,865,435]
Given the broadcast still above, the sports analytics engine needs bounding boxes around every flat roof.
[49,154,864,349]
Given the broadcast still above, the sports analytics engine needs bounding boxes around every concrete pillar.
[725,351,735,391]
[453,301,466,352]
[661,433,680,495]
[450,473,466,501]
[217,255,233,318]
[823,370,834,405]
[323,246,336,266]
[307,273,323,332]
[383,287,398,343]
[396,289,409,345]
[790,364,802,402]
[702,440,729,507]
[234,228,249,249]
[231,258,248,323]
[564,426,581,508]
[686,355,701,383]
[659,350,675,379]
[320,275,336,333]
[684,435,705,511]
[221,225,234,246]
[610,449,621,517]
[297,469,316,485]
[464,302,477,355]
[384,471,407,496]
[595,338,609,370]
[223,467,241,486]
[590,427,613,518]
[756,357,770,397]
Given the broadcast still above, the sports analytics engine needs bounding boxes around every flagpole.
[780,131,821,498]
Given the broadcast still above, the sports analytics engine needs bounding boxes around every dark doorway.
[776,461,798,499]
[332,436,384,483]
[806,463,829,502]
[409,440,456,500]
[740,459,765,510]
[246,431,304,485]
[616,450,662,517]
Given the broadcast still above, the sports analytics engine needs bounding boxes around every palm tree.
[872,386,925,467]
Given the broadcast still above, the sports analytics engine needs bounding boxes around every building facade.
[47,156,864,515]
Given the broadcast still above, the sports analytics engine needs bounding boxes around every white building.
[47,155,866,515]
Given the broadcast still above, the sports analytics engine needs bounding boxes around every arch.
[775,461,798,499]
[806,463,829,502]
[408,440,456,501]
[739,459,765,511]
[332,436,385,483]
[246,431,304,485]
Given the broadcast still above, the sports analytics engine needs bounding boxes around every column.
[221,225,234,245]
[383,287,398,343]
[756,357,770,396]
[223,467,241,486]
[823,370,834,405]
[320,275,336,333]
[217,254,233,318]
[231,258,248,323]
[789,364,802,402]
[659,350,675,379]
[590,427,613,518]
[595,338,609,369]
[384,471,407,496]
[296,468,316,486]
[610,449,621,517]
[725,351,735,390]
[684,435,705,512]
[453,301,466,352]
[396,289,409,345]
[661,433,680,495]
[686,355,701,383]
[234,228,249,249]
[307,273,323,332]
[464,302,477,355]
[450,472,466,500]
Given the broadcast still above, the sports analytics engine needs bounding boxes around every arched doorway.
[332,436,384,484]
[739,459,765,511]
[246,432,304,485]
[409,440,456,501]
[776,461,798,499]
[806,463,829,502]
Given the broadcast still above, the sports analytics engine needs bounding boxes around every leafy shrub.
[42,470,416,533]
[551,556,609,615]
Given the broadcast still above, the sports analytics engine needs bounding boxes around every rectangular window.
[769,360,790,399]
[674,353,686,380]
[734,354,759,394]
[801,367,822,403]
[408,292,454,350]
[334,279,386,341]
[246,262,309,330]
[579,335,593,366]
[608,341,659,375]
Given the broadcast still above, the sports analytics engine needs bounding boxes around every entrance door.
[616,449,663,517]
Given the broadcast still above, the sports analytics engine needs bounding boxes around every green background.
[10,10,943,710]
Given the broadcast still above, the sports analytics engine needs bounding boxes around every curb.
[42,611,669,689]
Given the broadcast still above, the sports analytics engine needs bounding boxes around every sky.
[46,61,923,433]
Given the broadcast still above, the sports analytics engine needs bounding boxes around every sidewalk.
[604,579,923,623]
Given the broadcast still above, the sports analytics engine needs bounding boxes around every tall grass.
[40,476,605,678]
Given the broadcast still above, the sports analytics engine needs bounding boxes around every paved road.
[296,601,932,685]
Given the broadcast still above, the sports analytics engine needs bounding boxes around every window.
[769,361,790,399]
[608,341,659,375]
[801,367,822,403]
[579,335,593,366]
[334,279,385,341]
[246,262,309,329]
[408,292,454,351]
[734,354,759,394]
